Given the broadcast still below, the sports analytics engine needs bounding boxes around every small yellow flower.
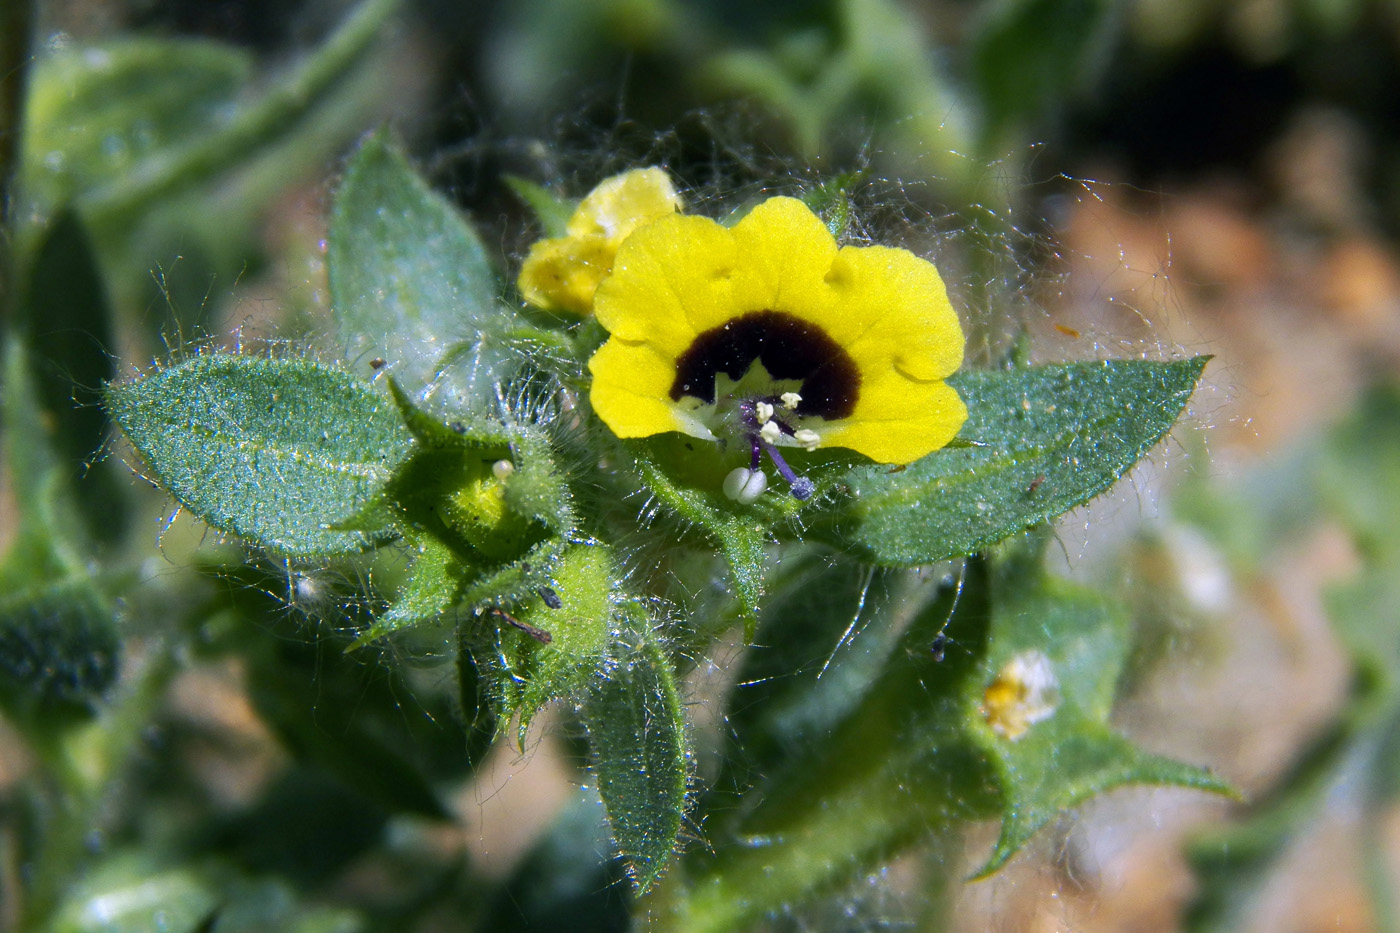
[982,650,1059,741]
[587,196,967,495]
[518,167,683,314]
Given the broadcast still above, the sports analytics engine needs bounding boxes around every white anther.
[759,420,782,445]
[722,467,768,504]
[780,392,802,411]
[754,401,774,425]
[794,429,821,450]
[491,460,515,480]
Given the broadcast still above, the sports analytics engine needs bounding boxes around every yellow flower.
[982,650,1059,741]
[517,167,683,314]
[587,196,967,496]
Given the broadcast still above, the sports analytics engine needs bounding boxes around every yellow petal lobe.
[517,167,682,315]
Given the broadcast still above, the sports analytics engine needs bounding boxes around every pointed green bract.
[486,545,617,745]
[581,608,688,895]
[628,435,850,635]
[329,129,513,405]
[630,441,768,631]
[105,354,411,556]
[364,535,470,635]
[505,175,576,239]
[966,556,1233,876]
[819,357,1209,565]
[344,380,575,643]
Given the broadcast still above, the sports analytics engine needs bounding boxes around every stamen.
[780,391,802,411]
[759,420,782,445]
[755,401,774,425]
[793,429,821,450]
[760,439,815,500]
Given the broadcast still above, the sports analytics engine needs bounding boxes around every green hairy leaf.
[820,357,1209,565]
[329,129,513,405]
[1,341,91,583]
[672,560,999,933]
[105,354,411,556]
[17,211,125,543]
[674,546,1231,928]
[581,609,689,894]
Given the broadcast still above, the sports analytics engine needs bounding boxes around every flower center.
[669,310,860,419]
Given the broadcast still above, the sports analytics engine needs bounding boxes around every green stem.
[0,0,33,224]
[18,638,181,931]
[0,0,35,313]
[78,0,402,230]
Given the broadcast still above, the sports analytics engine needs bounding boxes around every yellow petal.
[826,245,964,380]
[821,374,967,464]
[567,166,683,242]
[728,197,839,320]
[518,168,682,315]
[517,235,615,315]
[595,213,738,346]
[589,381,688,438]
[588,338,716,440]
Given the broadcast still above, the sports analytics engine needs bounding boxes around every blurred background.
[5,0,1400,930]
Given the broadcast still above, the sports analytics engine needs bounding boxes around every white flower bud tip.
[722,467,768,504]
